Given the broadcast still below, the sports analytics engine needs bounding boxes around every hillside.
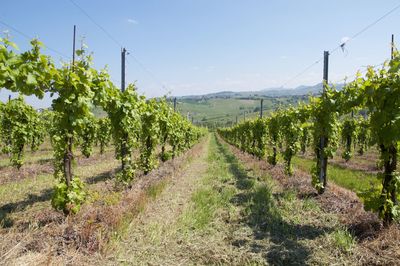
[178,82,344,100]
[175,95,308,128]
[173,82,342,127]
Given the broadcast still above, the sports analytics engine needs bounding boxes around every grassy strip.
[109,179,171,244]
[293,156,379,189]
[178,135,356,264]
[292,156,382,202]
[107,137,208,250]
[179,135,236,231]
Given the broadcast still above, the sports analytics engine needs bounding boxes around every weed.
[330,229,356,253]
[302,198,320,211]
[146,180,167,199]
[282,189,296,202]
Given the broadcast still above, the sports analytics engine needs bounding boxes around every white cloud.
[127,18,138,25]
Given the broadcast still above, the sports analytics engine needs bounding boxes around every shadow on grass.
[0,164,9,170]
[0,157,53,171]
[0,188,53,228]
[215,137,333,265]
[0,168,119,228]
[36,158,54,165]
[85,167,120,184]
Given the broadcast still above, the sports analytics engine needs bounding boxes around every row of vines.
[218,51,400,224]
[0,37,205,214]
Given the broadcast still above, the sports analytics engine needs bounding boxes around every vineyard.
[218,53,400,225]
[2,2,400,265]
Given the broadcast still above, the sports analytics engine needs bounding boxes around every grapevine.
[139,99,160,174]
[266,114,281,166]
[97,117,112,154]
[356,116,371,156]
[0,96,44,168]
[340,117,358,162]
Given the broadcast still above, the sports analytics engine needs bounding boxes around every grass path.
[109,134,356,265]
[111,135,211,265]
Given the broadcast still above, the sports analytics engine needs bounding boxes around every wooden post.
[72,25,76,70]
[121,48,126,92]
[391,34,395,60]
[64,25,76,188]
[318,51,329,192]
[260,99,264,118]
[173,97,177,111]
[121,47,127,171]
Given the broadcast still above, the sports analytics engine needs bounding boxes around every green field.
[175,95,307,127]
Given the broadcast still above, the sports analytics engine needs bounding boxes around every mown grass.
[175,135,357,264]
[109,193,149,243]
[179,136,236,231]
[145,180,168,200]
[108,137,209,251]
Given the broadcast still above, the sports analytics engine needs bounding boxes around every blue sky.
[1,0,400,107]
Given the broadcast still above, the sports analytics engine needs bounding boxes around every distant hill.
[177,82,344,99]
[174,82,344,128]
